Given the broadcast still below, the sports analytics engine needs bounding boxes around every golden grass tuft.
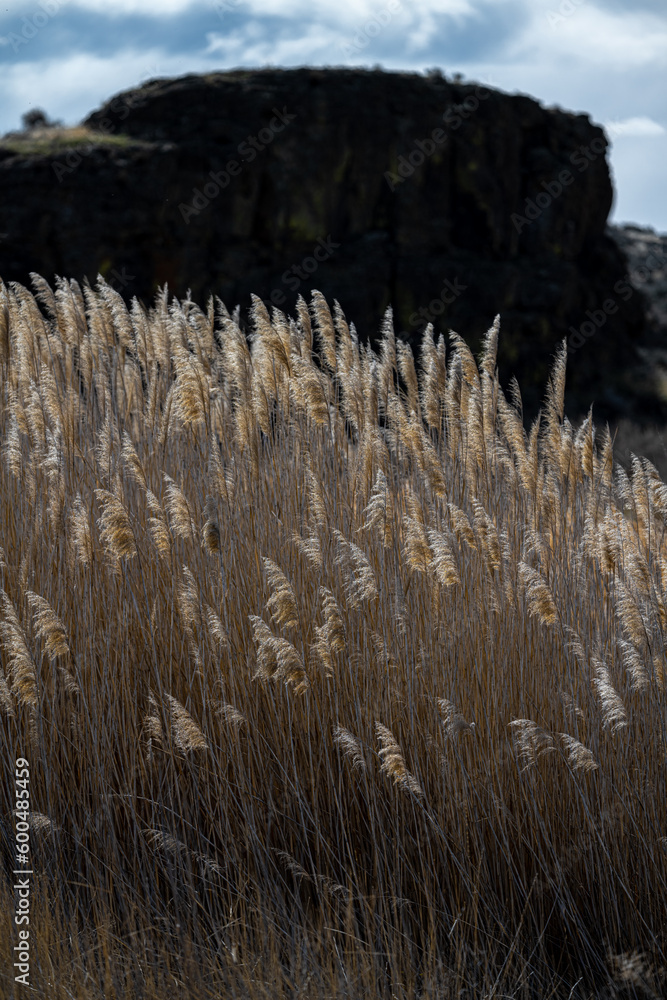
[375,721,424,796]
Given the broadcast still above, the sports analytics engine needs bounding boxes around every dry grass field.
[0,275,666,998]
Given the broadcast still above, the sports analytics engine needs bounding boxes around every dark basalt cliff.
[0,67,661,420]
[608,224,667,346]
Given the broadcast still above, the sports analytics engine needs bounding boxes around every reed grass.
[0,274,665,998]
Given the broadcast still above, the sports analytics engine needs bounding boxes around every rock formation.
[608,224,667,345]
[0,67,662,421]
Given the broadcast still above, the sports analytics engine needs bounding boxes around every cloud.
[594,0,667,15]
[0,50,197,132]
[205,21,339,64]
[605,116,666,139]
[203,0,526,67]
[205,1,667,73]
[1,0,200,13]
[212,0,478,22]
[537,6,667,68]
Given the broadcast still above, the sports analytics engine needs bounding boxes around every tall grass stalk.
[0,276,665,998]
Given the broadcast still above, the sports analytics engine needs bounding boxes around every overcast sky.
[1,0,665,231]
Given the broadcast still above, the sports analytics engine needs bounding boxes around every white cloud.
[206,0,479,60]
[203,0,667,72]
[485,1,667,71]
[605,116,666,139]
[0,0,478,19]
[213,0,476,21]
[549,10,667,67]
[1,0,200,13]
[205,23,337,63]
[0,50,198,132]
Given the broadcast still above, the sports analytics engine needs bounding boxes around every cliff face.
[0,67,658,420]
[608,224,667,345]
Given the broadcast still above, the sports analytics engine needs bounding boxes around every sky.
[0,0,665,231]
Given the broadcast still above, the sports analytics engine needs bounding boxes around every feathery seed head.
[202,494,221,553]
[359,469,393,546]
[146,490,171,558]
[375,722,423,796]
[508,719,555,771]
[559,734,598,773]
[592,662,628,732]
[312,587,346,676]
[121,432,148,492]
[518,562,558,626]
[205,604,229,649]
[95,488,137,562]
[165,693,208,753]
[217,703,245,728]
[310,290,337,372]
[333,725,366,772]
[263,558,300,630]
[70,492,93,567]
[334,530,378,607]
[0,591,37,708]
[163,474,195,541]
[249,615,308,693]
[428,529,460,587]
[292,532,323,569]
[438,698,474,738]
[26,591,70,661]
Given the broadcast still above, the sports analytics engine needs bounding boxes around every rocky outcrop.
[608,224,667,344]
[0,67,661,421]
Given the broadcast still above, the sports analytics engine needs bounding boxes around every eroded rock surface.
[0,67,661,420]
